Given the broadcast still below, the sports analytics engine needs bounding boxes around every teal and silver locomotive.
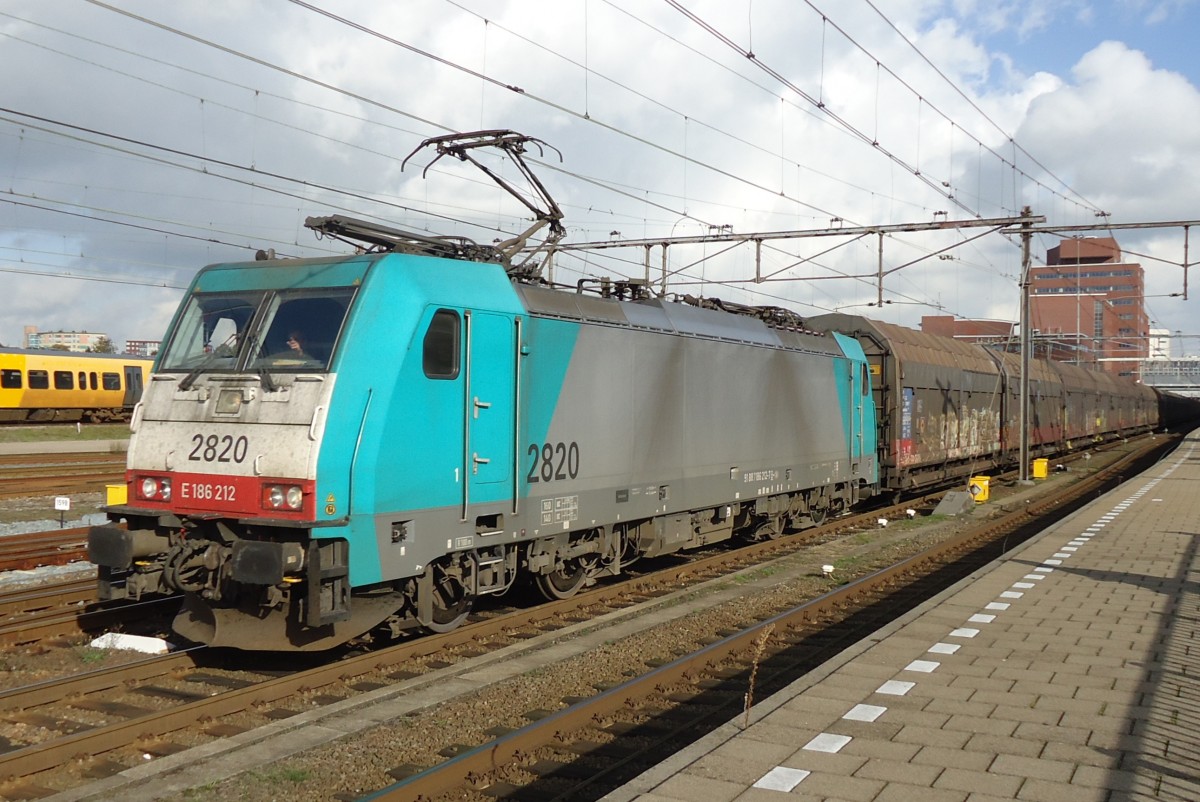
[88,132,879,650]
[88,219,877,650]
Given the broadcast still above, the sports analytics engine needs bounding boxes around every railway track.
[0,453,126,500]
[0,486,955,796]
[0,434,1169,800]
[0,577,96,618]
[0,453,125,468]
[0,527,91,571]
[370,434,1172,801]
[0,587,176,649]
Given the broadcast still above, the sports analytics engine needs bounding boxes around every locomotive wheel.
[534,560,588,600]
[808,505,827,526]
[425,564,472,633]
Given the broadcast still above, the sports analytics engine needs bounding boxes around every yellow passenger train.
[0,348,154,423]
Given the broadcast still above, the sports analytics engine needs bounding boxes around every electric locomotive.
[86,217,878,650]
[88,128,878,651]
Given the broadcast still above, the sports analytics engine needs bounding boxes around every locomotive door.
[461,311,516,517]
[852,361,867,464]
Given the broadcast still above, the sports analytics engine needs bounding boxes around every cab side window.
[0,369,20,389]
[423,310,460,379]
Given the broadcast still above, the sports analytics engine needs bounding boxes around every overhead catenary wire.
[0,108,524,243]
[3,3,1098,327]
[858,0,1102,215]
[276,0,1012,311]
[65,0,851,247]
[61,1,886,304]
[12,0,1118,239]
[442,0,932,221]
[664,0,1103,220]
[269,0,848,224]
[0,8,841,238]
[26,6,999,271]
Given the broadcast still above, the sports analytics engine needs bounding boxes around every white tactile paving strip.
[751,441,1197,793]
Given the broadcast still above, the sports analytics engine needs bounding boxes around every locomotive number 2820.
[188,433,250,463]
[526,441,580,483]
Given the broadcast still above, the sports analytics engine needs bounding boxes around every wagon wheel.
[534,558,588,600]
[424,562,473,633]
[751,515,785,541]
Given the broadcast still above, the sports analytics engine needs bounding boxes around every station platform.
[606,431,1200,802]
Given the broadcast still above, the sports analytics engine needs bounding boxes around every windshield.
[159,287,356,374]
[158,292,259,371]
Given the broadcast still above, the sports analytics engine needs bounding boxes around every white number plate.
[179,482,238,502]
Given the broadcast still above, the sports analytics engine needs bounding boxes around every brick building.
[1029,237,1147,378]
[919,315,1079,362]
[124,339,162,357]
[920,237,1148,379]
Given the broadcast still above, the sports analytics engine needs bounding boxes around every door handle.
[473,396,491,419]
[472,453,490,474]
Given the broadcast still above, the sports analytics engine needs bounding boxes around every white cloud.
[1019,41,1200,217]
[0,1,1195,349]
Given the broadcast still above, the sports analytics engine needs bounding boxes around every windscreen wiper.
[178,332,244,391]
[242,329,277,392]
[178,353,217,391]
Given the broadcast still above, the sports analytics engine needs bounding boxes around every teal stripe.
[517,317,580,492]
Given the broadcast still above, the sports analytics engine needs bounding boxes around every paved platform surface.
[607,432,1200,802]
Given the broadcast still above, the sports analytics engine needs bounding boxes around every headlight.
[138,476,171,501]
[262,483,305,512]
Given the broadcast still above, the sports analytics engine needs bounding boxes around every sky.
[1,0,1198,356]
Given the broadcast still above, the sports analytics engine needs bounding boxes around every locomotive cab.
[89,257,373,649]
[88,251,532,650]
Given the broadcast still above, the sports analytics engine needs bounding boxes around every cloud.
[0,2,1195,351]
[1019,41,1200,218]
